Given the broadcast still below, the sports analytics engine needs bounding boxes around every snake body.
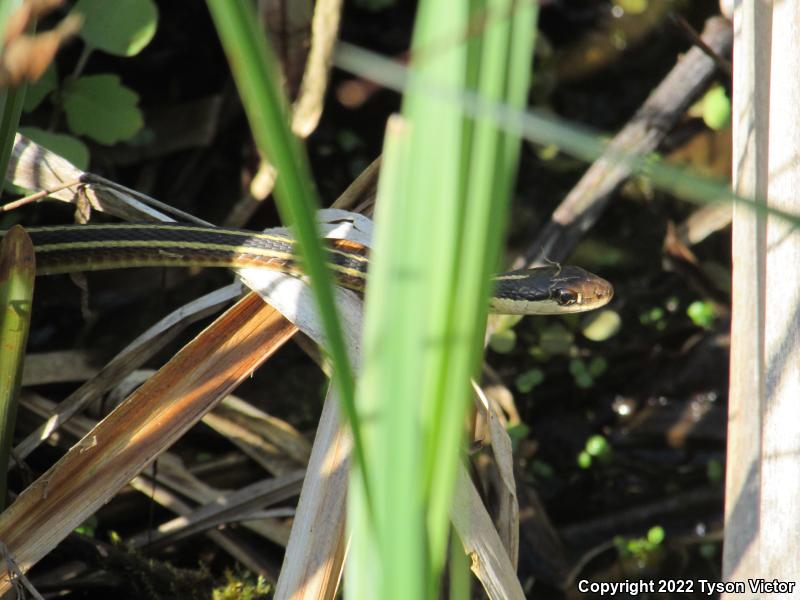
[10,223,613,315]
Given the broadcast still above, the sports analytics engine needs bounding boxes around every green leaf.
[74,515,99,537]
[0,85,28,192]
[581,309,621,341]
[488,328,516,354]
[506,422,530,448]
[588,356,608,377]
[699,543,717,559]
[574,372,593,389]
[687,300,716,329]
[702,86,731,131]
[73,0,158,57]
[584,434,613,463]
[640,306,664,325]
[0,227,35,508]
[613,0,649,14]
[539,322,574,355]
[569,358,586,377]
[63,74,143,144]
[23,64,58,113]
[18,127,90,170]
[531,459,554,479]
[585,434,609,457]
[707,458,723,484]
[515,368,544,393]
[647,525,665,545]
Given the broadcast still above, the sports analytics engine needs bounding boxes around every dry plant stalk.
[226,0,344,228]
[0,293,298,593]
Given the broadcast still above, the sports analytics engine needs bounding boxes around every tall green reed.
[349,1,536,597]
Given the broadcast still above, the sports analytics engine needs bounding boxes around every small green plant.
[691,84,731,131]
[569,356,607,389]
[506,422,530,453]
[213,570,271,600]
[581,309,621,341]
[699,542,717,560]
[537,321,574,355]
[530,459,554,481]
[613,0,650,15]
[577,433,613,468]
[707,458,724,485]
[488,328,516,354]
[687,300,716,329]
[639,305,666,330]
[74,514,99,537]
[21,0,159,168]
[614,525,666,562]
[515,368,544,392]
[488,314,522,353]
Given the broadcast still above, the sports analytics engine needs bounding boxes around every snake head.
[491,265,613,315]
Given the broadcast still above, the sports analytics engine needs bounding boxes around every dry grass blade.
[0,292,297,592]
[6,134,205,222]
[127,470,304,550]
[21,391,286,577]
[450,465,525,600]
[472,382,518,567]
[9,283,241,468]
[274,386,349,600]
[204,395,311,474]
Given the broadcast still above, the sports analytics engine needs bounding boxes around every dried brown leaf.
[0,14,81,86]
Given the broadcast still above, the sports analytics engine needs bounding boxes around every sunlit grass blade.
[348,115,416,598]
[350,0,537,597]
[0,226,35,508]
[205,0,370,508]
[424,0,537,562]
[334,42,800,228]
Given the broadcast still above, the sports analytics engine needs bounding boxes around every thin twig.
[670,13,732,77]
[1,178,82,212]
[516,16,733,268]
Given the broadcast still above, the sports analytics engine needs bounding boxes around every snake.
[5,223,613,315]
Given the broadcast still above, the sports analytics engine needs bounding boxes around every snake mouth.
[578,275,614,308]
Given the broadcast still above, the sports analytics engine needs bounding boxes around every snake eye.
[555,289,577,306]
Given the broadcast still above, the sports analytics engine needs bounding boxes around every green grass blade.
[348,115,418,597]
[399,2,470,582]
[0,83,28,193]
[0,226,35,508]
[350,0,536,597]
[334,42,800,228]
[0,0,28,194]
[204,0,370,507]
[424,0,536,561]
